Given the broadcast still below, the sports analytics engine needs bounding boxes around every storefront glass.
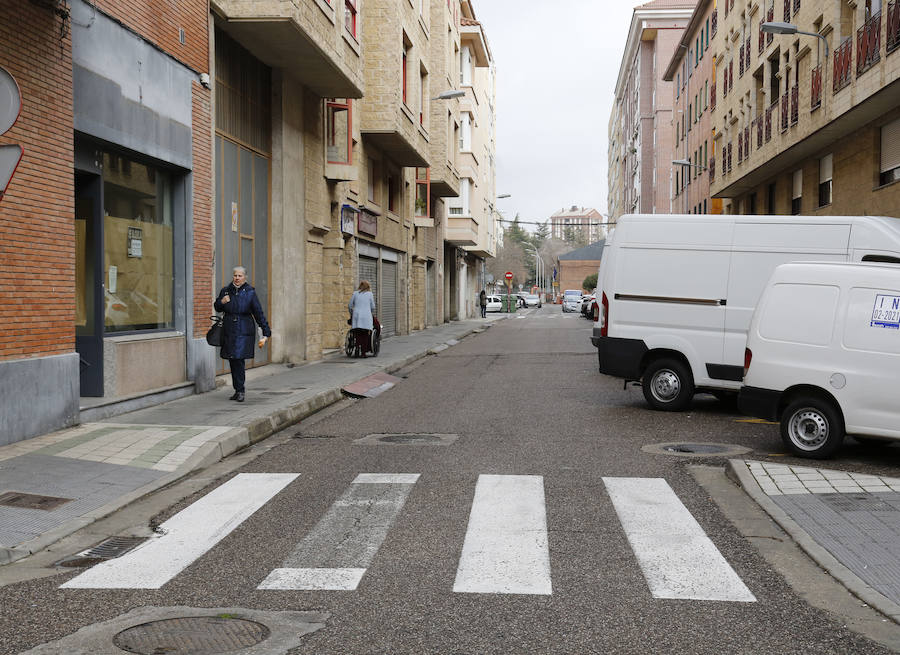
[102,151,174,332]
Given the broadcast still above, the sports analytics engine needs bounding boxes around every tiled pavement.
[732,459,900,622]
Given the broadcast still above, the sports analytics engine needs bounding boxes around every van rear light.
[743,348,752,377]
[600,292,609,337]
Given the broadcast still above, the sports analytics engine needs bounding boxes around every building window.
[415,168,430,217]
[402,41,410,106]
[326,98,352,164]
[460,46,472,86]
[419,65,428,125]
[791,169,802,214]
[448,178,470,216]
[819,154,833,206]
[880,118,900,185]
[101,150,174,333]
[460,112,472,151]
[368,157,380,204]
[388,173,398,214]
[344,0,357,38]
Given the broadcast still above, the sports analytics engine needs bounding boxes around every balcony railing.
[811,64,822,110]
[783,0,790,21]
[765,102,775,142]
[711,8,718,36]
[780,92,789,132]
[739,46,745,77]
[790,85,799,125]
[889,0,900,54]
[727,142,733,172]
[794,0,800,12]
[857,11,882,76]
[744,125,751,158]
[767,7,774,45]
[759,24,765,54]
[709,157,715,182]
[752,116,763,149]
[834,37,852,93]
[746,37,751,70]
[738,132,743,162]
[722,152,727,177]
[710,81,716,109]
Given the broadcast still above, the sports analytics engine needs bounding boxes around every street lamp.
[672,158,707,171]
[761,22,829,58]
[432,89,465,100]
[524,245,545,297]
[497,193,511,198]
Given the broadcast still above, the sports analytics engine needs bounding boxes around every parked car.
[590,212,900,411]
[581,292,596,317]
[740,262,900,458]
[562,289,582,312]
[485,295,503,312]
[523,293,542,308]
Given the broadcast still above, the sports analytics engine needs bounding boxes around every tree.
[583,273,598,291]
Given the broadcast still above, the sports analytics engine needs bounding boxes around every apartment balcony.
[857,11,882,77]
[212,0,363,98]
[460,18,490,68]
[465,238,494,259]
[429,162,460,198]
[889,0,900,54]
[811,64,822,110]
[445,215,479,246]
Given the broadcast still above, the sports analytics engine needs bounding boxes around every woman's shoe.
[229,391,240,400]
[235,392,245,402]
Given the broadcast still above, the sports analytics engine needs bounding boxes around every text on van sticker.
[871,294,900,329]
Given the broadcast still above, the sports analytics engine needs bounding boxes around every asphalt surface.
[3,306,900,654]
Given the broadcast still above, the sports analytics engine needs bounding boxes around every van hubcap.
[788,409,828,450]
[650,370,681,402]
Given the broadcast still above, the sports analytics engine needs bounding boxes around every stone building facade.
[608,0,694,221]
[710,0,900,217]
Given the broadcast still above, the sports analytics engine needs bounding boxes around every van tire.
[642,358,694,411]
[780,397,844,458]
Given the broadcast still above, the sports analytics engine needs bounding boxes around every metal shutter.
[881,118,900,173]
[359,256,378,303]
[426,261,436,326]
[381,261,398,337]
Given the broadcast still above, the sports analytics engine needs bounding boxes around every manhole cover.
[821,493,899,512]
[57,536,147,568]
[642,442,752,457]
[113,616,270,655]
[354,433,459,446]
[0,491,71,510]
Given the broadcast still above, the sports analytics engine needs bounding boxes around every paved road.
[3,305,900,654]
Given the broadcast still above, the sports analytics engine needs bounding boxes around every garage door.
[381,260,398,337]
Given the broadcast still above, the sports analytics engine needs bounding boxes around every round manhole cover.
[664,444,729,454]
[113,616,270,655]
[378,434,442,444]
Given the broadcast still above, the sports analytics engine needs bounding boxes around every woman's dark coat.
[214,283,271,360]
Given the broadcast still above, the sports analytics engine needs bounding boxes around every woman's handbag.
[206,315,224,346]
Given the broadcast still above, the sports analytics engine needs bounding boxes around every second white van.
[590,214,900,411]
[740,262,900,458]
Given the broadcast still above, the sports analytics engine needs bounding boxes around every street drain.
[354,433,459,446]
[642,442,752,457]
[56,536,147,568]
[113,616,270,655]
[0,491,71,510]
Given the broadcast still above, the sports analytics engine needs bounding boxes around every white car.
[562,290,582,312]
[485,295,503,312]
[523,294,542,308]
[740,262,900,458]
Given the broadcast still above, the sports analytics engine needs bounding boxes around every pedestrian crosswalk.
[60,473,755,603]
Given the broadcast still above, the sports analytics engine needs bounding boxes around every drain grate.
[57,536,147,568]
[663,444,730,454]
[642,442,752,458]
[0,491,71,511]
[113,616,270,655]
[820,493,899,512]
[354,433,459,446]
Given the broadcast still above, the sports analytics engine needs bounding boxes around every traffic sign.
[505,271,513,280]
[0,65,22,201]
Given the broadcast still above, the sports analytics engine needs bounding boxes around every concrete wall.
[0,354,79,445]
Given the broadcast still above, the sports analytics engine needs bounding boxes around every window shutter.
[792,169,802,199]
[881,118,900,173]
[820,153,833,182]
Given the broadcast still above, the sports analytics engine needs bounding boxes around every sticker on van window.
[871,294,900,329]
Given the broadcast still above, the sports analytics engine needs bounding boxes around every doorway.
[74,172,104,396]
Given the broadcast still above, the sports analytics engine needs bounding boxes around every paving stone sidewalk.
[730,459,900,623]
[0,315,506,565]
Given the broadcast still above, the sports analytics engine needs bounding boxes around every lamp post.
[432,89,465,100]
[524,245,545,297]
[672,159,707,215]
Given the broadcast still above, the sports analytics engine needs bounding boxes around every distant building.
[550,206,605,244]
[557,240,605,294]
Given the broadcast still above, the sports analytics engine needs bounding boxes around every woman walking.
[348,280,376,357]
[214,266,271,402]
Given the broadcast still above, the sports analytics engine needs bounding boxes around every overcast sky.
[474,0,639,231]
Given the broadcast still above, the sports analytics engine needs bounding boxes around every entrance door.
[74,172,104,396]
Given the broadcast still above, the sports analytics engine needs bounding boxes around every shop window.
[819,153,832,206]
[415,167,430,217]
[326,98,352,165]
[102,151,174,332]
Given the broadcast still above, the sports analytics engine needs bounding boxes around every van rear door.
[722,222,850,377]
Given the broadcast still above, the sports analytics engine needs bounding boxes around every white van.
[590,214,900,411]
[740,262,900,458]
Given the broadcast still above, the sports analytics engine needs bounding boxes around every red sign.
[505,271,513,280]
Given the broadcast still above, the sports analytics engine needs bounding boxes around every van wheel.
[780,397,844,458]
[642,358,694,411]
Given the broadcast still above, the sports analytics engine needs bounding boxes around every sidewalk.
[0,316,505,565]
[728,459,900,623]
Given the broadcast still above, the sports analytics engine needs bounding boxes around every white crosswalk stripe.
[59,473,754,602]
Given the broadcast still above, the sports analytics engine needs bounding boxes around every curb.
[726,458,900,623]
[0,323,490,566]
